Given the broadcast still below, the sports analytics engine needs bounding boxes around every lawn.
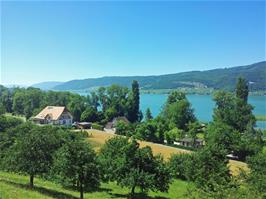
[86,129,249,176]
[0,171,190,199]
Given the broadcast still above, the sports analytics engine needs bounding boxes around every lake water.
[78,92,266,129]
[140,94,266,129]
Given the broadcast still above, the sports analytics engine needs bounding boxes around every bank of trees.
[0,81,141,125]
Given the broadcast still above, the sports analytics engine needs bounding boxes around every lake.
[140,94,266,129]
[78,92,266,129]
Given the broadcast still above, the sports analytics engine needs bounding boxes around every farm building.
[177,138,204,148]
[32,106,73,126]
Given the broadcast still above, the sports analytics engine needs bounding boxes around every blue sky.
[1,1,265,85]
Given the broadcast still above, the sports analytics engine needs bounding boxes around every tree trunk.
[80,181,83,199]
[29,175,34,189]
[131,185,135,196]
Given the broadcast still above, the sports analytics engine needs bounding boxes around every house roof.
[33,106,70,120]
[112,116,129,124]
[179,138,203,143]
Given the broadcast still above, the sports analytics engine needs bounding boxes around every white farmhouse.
[32,106,73,126]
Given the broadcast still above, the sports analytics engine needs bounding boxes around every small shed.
[178,138,204,148]
[73,122,92,129]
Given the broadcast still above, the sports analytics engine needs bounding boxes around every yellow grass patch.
[86,129,249,176]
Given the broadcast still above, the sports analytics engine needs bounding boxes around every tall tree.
[127,81,140,123]
[163,91,196,130]
[236,77,249,103]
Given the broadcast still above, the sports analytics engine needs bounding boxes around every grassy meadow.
[0,171,190,199]
[0,129,249,199]
[86,129,249,176]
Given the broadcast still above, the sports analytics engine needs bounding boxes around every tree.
[163,91,196,130]
[247,151,266,196]
[145,108,153,121]
[187,121,203,147]
[80,106,98,122]
[193,144,231,194]
[115,120,133,136]
[127,81,140,123]
[98,137,171,197]
[236,77,249,103]
[53,140,100,199]
[168,153,196,180]
[136,121,157,142]
[206,121,238,153]
[5,125,62,188]
[165,128,184,144]
[0,103,5,115]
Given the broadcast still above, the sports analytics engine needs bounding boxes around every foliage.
[52,61,266,91]
[192,144,232,194]
[80,106,98,122]
[52,140,100,199]
[162,91,196,130]
[115,120,133,136]
[246,151,266,196]
[0,115,24,132]
[126,80,140,123]
[165,128,184,144]
[168,153,196,180]
[3,125,63,188]
[98,137,171,196]
[144,108,153,121]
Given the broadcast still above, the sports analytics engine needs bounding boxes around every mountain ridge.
[33,61,266,91]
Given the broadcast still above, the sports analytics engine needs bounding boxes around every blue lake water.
[140,94,266,129]
[78,92,266,129]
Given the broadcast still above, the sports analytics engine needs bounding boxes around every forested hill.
[49,61,266,91]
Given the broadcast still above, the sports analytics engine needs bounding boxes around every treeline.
[0,80,141,123]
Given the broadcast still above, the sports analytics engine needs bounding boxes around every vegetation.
[98,137,171,196]
[0,77,265,198]
[51,61,266,92]
[52,140,100,199]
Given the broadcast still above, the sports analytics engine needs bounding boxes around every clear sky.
[1,1,265,85]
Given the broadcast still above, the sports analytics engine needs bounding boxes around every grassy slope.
[0,171,189,199]
[0,129,248,199]
[87,129,249,176]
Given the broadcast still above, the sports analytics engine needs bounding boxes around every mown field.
[86,129,249,176]
[0,171,190,199]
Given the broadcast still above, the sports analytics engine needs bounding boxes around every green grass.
[255,115,266,121]
[0,171,190,199]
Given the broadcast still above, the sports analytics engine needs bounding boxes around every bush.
[91,123,103,131]
[168,153,196,180]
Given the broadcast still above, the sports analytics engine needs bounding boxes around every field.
[0,171,189,199]
[86,129,249,176]
[0,129,249,199]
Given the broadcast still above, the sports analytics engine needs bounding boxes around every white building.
[32,106,73,126]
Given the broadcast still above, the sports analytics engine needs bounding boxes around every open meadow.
[86,129,249,176]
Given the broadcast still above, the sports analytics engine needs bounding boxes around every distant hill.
[31,81,63,90]
[50,61,265,91]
